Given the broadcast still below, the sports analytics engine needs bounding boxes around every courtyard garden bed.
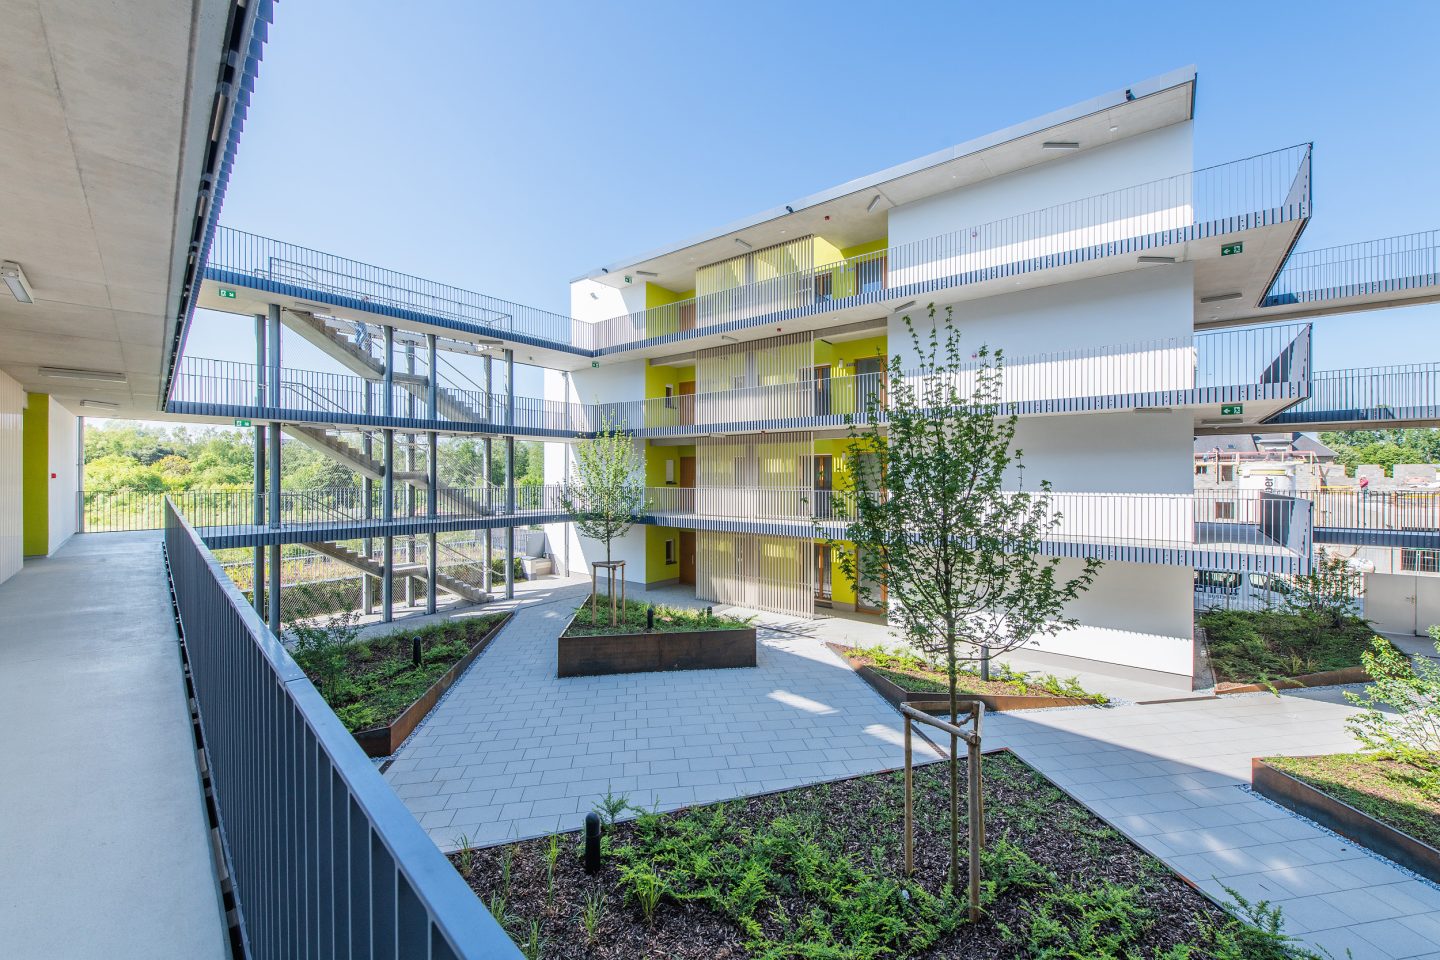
[830,643,1109,711]
[291,611,511,756]
[1254,754,1440,884]
[1198,609,1380,691]
[558,596,756,677]
[450,750,1320,959]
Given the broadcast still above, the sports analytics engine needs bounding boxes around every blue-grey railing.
[163,500,521,959]
[204,145,1311,357]
[1264,230,1440,307]
[1267,363,1440,427]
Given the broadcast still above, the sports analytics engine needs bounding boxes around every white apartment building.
[545,67,1318,689]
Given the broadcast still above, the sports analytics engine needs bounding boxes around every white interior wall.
[0,372,23,584]
[47,398,78,552]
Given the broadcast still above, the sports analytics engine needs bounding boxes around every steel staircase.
[303,540,489,604]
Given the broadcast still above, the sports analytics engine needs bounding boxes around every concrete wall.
[47,399,79,552]
[0,372,23,584]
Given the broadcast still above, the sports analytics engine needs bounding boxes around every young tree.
[836,305,1102,889]
[558,409,645,567]
[1284,550,1363,627]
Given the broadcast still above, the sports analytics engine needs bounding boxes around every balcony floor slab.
[0,533,228,960]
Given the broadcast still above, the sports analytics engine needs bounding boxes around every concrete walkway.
[383,581,942,849]
[0,533,228,960]
[986,695,1440,960]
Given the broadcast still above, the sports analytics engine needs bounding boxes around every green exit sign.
[1220,242,1244,257]
[218,288,237,299]
[591,361,600,368]
[234,418,252,427]
[1220,404,1244,416]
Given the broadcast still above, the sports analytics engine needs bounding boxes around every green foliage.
[453,833,477,878]
[1345,633,1440,766]
[1319,428,1440,477]
[439,437,546,488]
[837,307,1102,698]
[1266,752,1440,849]
[565,596,753,637]
[1284,551,1364,627]
[851,644,1107,703]
[1198,608,1377,685]
[558,410,645,563]
[580,889,605,946]
[1204,888,1329,960]
[593,788,639,829]
[289,611,362,692]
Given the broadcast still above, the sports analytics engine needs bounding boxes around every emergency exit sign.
[1220,404,1244,416]
[1220,242,1244,256]
[234,418,252,427]
[218,288,237,299]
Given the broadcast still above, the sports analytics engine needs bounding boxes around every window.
[1401,549,1440,573]
[664,539,676,565]
[663,384,676,409]
[1220,465,1236,482]
[1214,500,1237,520]
[1195,464,1210,476]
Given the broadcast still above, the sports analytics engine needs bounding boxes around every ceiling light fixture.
[80,400,119,409]
[867,195,882,214]
[589,291,598,299]
[1042,141,1080,150]
[1,261,34,304]
[39,366,127,382]
[1199,292,1244,304]
[635,270,658,278]
[720,335,738,342]
[893,300,917,313]
[734,238,752,249]
[1137,255,1177,265]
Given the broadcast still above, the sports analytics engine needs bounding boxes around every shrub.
[1345,631,1440,770]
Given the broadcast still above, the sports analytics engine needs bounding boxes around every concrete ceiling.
[0,0,237,412]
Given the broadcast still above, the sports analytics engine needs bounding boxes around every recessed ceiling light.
[589,291,598,299]
[866,195,882,214]
[1137,255,1177,265]
[1109,124,1119,132]
[635,270,658,278]
[893,301,917,313]
[1042,141,1080,150]
[39,366,127,382]
[1199,292,1243,304]
[80,399,119,409]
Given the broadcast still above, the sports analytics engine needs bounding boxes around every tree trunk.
[979,643,991,682]
[947,630,959,892]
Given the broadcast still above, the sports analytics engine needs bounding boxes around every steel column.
[383,427,394,622]
[427,430,438,615]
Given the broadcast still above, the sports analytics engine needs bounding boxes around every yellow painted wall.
[644,361,694,401]
[22,394,48,556]
[645,441,695,487]
[825,538,858,606]
[644,524,679,583]
[645,283,693,308]
[840,237,888,260]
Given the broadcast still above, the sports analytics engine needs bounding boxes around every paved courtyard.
[382,582,942,848]
[384,583,1440,958]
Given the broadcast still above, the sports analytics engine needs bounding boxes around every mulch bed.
[448,752,1292,959]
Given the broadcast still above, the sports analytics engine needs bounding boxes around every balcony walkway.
[0,533,228,960]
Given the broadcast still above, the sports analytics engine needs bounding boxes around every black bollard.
[646,605,655,631]
[584,812,601,874]
[705,605,713,619]
[411,636,422,667]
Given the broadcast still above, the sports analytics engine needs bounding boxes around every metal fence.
[204,145,1310,355]
[1264,229,1440,306]
[163,500,520,959]
[1269,363,1440,426]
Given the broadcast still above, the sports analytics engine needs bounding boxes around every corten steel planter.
[557,623,757,678]
[1252,757,1440,885]
[827,643,1099,712]
[1216,665,1371,695]
[351,612,513,758]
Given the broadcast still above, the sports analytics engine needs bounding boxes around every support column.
[266,305,282,634]
[404,342,416,609]
[361,381,373,614]
[253,312,267,613]
[427,430,438,615]
[383,426,394,622]
[75,417,85,533]
[505,434,516,600]
[562,370,572,577]
[483,353,494,594]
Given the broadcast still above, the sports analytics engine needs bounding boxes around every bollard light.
[584,812,602,874]
[412,636,423,667]
[646,605,655,631]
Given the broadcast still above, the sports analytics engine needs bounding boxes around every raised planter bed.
[1216,665,1370,695]
[351,612,512,757]
[827,643,1101,712]
[1252,756,1440,884]
[558,624,756,678]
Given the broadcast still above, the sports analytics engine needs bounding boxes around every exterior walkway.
[383,581,942,849]
[0,533,228,960]
[987,694,1440,960]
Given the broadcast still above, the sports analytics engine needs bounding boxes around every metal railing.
[1265,230,1440,306]
[1298,489,1440,531]
[163,500,521,959]
[204,145,1310,355]
[1268,363,1440,426]
[171,321,1310,438]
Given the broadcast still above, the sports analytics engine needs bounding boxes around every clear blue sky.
[184,0,1440,379]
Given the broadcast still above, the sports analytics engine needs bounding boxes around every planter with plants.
[448,751,1324,959]
[557,597,756,678]
[830,642,1109,711]
[1253,632,1440,883]
[291,610,512,756]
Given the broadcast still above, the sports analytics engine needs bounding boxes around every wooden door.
[679,530,697,585]
[813,454,832,518]
[679,456,696,513]
[678,380,696,425]
[814,543,832,604]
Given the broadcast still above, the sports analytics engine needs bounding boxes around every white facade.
[0,371,24,585]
